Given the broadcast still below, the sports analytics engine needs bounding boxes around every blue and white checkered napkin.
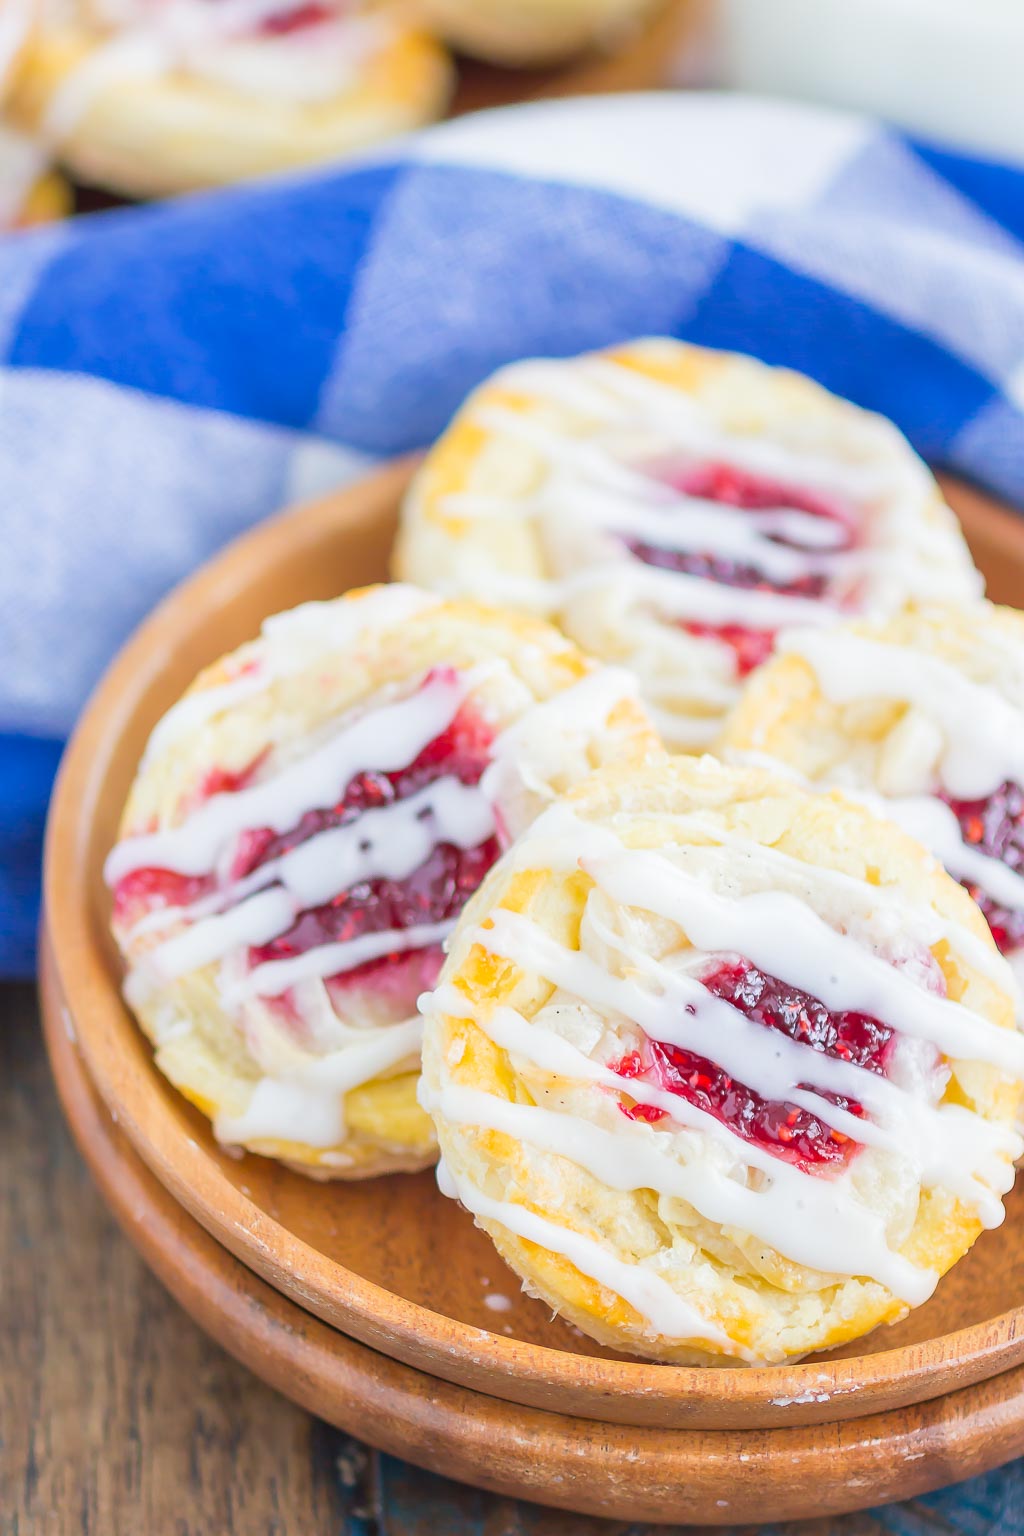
[4,89,1024,975]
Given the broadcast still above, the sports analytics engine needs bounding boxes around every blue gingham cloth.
[5,89,1024,975]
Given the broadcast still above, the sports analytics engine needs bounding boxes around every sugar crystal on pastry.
[420,756,1023,1365]
[395,338,981,748]
[107,584,660,1178]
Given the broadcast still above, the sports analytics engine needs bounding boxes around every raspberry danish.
[421,756,1023,1364]
[395,339,980,748]
[10,0,451,198]
[723,602,1024,987]
[107,585,658,1178]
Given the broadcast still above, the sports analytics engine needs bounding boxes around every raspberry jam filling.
[259,2,334,34]
[613,959,895,1170]
[941,780,1024,954]
[624,461,856,676]
[113,674,501,999]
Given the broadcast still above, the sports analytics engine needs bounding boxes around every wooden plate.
[39,927,1024,1526]
[43,459,1024,1432]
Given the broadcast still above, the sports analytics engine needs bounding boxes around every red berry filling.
[679,621,776,678]
[624,461,855,676]
[612,959,895,1170]
[230,700,495,882]
[250,838,500,966]
[114,672,501,1005]
[113,866,210,922]
[940,780,1024,954]
[245,695,499,997]
[259,3,334,35]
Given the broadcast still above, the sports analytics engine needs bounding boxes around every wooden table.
[2,979,1013,1535]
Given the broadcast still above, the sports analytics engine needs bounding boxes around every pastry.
[10,0,452,198]
[722,601,1024,983]
[106,584,659,1178]
[394,338,981,748]
[421,755,1023,1364]
[410,0,662,66]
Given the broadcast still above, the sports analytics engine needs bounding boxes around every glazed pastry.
[9,0,452,197]
[722,602,1024,984]
[410,0,662,66]
[394,339,981,748]
[421,756,1023,1365]
[106,585,659,1178]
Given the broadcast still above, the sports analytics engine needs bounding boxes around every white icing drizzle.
[467,402,849,624]
[472,909,1013,1221]
[567,560,836,631]
[113,663,482,1123]
[185,13,387,105]
[227,920,455,1005]
[866,794,1024,914]
[424,800,1023,1340]
[140,669,266,770]
[481,665,643,837]
[779,630,1024,800]
[114,600,648,1152]
[427,352,976,742]
[438,1154,747,1356]
[43,27,173,140]
[139,587,438,774]
[424,1060,935,1306]
[42,0,389,142]
[107,668,468,885]
[646,705,723,751]
[583,844,1024,1077]
[720,751,1019,996]
[576,357,920,503]
[215,1014,423,1148]
[446,352,970,620]
[773,627,1024,963]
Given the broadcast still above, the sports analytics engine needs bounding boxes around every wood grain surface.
[3,986,986,1534]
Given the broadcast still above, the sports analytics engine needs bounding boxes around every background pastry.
[394,338,981,749]
[107,584,659,1179]
[410,0,663,66]
[421,755,1023,1365]
[10,0,452,197]
[722,601,1024,984]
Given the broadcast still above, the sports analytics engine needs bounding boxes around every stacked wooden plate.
[41,460,1024,1525]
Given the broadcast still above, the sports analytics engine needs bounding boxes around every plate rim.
[42,457,1024,1431]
